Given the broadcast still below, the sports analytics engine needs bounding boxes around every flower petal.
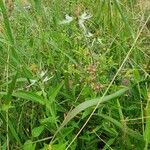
[86,32,93,37]
[80,12,92,20]
[59,14,74,24]
[40,70,47,78]
[26,79,37,88]
[78,19,86,31]
[43,76,54,83]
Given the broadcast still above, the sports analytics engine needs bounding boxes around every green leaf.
[113,0,134,38]
[1,104,14,111]
[46,82,64,118]
[5,72,18,104]
[32,126,44,138]
[1,141,6,150]
[13,91,45,105]
[51,144,66,150]
[144,92,150,149]
[0,0,14,44]
[42,143,66,150]
[40,117,57,124]
[49,82,64,100]
[0,0,21,64]
[1,91,46,105]
[55,87,129,134]
[23,140,35,150]
[133,69,141,82]
[0,113,22,146]
[99,114,144,141]
[103,138,115,150]
[48,40,78,65]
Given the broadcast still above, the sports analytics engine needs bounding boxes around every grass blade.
[1,91,46,105]
[113,0,134,38]
[99,114,144,141]
[144,92,150,149]
[12,91,45,105]
[0,0,14,44]
[5,72,18,104]
[54,87,129,135]
[0,0,21,64]
[0,113,22,146]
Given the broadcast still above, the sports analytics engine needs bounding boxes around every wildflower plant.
[0,0,149,150]
[27,70,53,88]
[59,12,93,37]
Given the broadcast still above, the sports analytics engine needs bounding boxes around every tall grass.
[0,0,150,149]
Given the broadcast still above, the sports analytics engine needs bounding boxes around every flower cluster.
[59,12,93,37]
[86,64,102,92]
[27,70,53,88]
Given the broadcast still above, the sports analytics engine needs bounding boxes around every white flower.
[43,76,50,82]
[40,70,47,78]
[78,12,92,29]
[80,12,92,20]
[26,70,54,88]
[26,79,37,88]
[23,5,31,10]
[30,79,37,84]
[59,14,74,24]
[43,75,54,83]
[59,12,93,37]
[78,19,86,32]
[86,32,93,37]
[78,12,93,37]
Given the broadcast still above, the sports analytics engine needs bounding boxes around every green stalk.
[144,93,150,150]
[51,87,130,142]
[0,0,20,64]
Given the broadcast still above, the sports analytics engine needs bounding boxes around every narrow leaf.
[144,92,150,149]
[99,114,144,141]
[0,113,22,146]
[5,72,18,104]
[57,87,129,132]
[12,91,45,105]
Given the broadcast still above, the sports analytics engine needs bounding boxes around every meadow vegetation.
[0,0,150,149]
